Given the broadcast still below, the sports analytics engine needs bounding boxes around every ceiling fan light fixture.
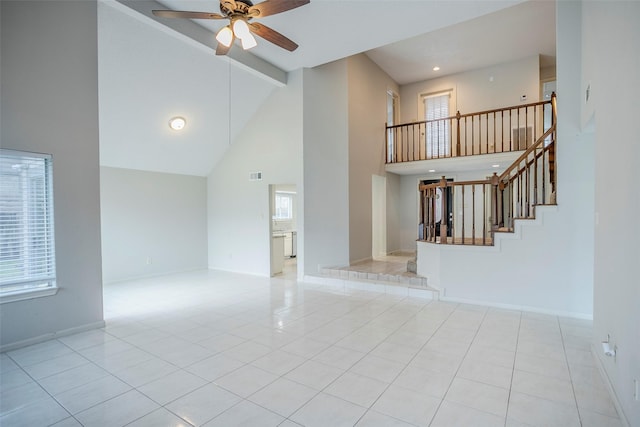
[241,32,257,50]
[232,18,251,40]
[216,26,234,47]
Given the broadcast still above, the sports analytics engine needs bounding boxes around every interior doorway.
[269,184,297,277]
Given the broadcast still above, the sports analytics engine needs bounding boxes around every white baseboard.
[1,320,106,352]
[439,293,593,320]
[591,344,631,427]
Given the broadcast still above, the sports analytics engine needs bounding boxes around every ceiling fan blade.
[216,42,232,56]
[152,10,225,20]
[249,22,298,51]
[248,0,310,18]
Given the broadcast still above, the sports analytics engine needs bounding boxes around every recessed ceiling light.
[428,169,436,173]
[169,117,186,131]
[433,66,440,71]
[492,164,500,168]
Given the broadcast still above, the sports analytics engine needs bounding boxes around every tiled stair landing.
[309,253,439,300]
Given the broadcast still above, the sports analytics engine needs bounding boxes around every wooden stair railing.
[418,94,557,246]
[387,96,554,164]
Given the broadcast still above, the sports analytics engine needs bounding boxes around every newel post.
[491,172,499,231]
[439,176,448,244]
[456,111,461,156]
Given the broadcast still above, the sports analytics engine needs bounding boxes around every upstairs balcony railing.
[386,97,555,164]
[417,93,557,246]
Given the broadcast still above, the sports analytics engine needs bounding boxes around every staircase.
[418,93,557,247]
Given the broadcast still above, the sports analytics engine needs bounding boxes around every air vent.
[249,171,262,181]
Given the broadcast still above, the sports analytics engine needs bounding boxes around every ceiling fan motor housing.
[220,0,254,17]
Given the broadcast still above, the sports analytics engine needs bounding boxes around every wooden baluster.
[498,180,505,228]
[385,124,389,163]
[450,186,455,243]
[456,111,461,157]
[533,143,544,206]
[395,127,399,163]
[439,176,448,244]
[493,112,496,153]
[472,184,476,245]
[509,110,513,151]
[486,113,489,154]
[482,183,487,245]
[500,110,504,153]
[526,161,530,216]
[430,188,438,243]
[525,107,528,148]
[534,105,537,142]
[461,185,466,244]
[471,116,475,155]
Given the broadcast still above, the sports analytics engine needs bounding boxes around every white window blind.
[424,92,451,157]
[0,150,56,296]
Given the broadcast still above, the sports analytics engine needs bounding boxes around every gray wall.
[580,1,640,425]
[303,61,350,273]
[347,54,400,262]
[100,167,207,284]
[0,1,103,348]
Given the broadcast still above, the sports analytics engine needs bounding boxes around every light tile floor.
[0,269,623,427]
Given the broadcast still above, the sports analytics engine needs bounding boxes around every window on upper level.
[423,91,451,157]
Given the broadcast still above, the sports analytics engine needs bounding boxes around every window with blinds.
[423,92,451,157]
[0,150,56,298]
[273,192,293,220]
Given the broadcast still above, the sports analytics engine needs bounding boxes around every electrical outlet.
[146,257,152,265]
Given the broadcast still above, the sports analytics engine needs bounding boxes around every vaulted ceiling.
[98,0,555,176]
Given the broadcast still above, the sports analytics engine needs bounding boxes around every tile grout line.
[557,317,584,426]
[503,309,523,427]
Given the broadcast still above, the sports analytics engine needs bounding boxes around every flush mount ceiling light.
[433,66,440,71]
[428,169,436,173]
[153,0,310,56]
[169,117,186,131]
[492,164,500,168]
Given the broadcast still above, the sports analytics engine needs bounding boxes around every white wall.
[418,205,591,317]
[347,54,400,262]
[580,1,640,425]
[303,61,350,273]
[100,167,207,284]
[208,70,303,277]
[0,1,104,348]
[400,55,541,123]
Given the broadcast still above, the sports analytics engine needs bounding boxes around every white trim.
[438,293,593,320]
[591,344,631,427]
[0,320,106,352]
[0,286,59,304]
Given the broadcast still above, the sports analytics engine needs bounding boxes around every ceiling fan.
[152,0,310,56]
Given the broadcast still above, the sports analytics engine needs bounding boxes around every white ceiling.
[98,0,556,176]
